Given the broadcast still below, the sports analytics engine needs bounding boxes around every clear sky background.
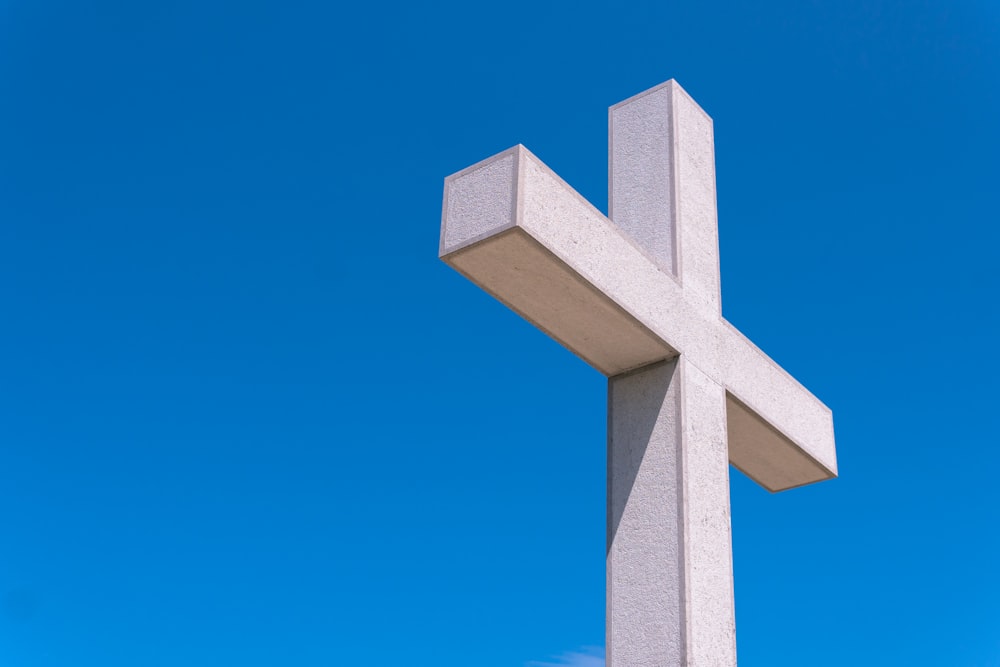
[1,1,998,666]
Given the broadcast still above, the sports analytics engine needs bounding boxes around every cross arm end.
[440,146,676,376]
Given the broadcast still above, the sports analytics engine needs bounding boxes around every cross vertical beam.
[608,81,735,666]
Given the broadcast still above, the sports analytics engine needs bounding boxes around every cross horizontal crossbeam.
[441,144,835,491]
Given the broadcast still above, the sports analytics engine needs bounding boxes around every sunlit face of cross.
[439,80,837,667]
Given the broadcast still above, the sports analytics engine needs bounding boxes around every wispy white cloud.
[527,645,604,667]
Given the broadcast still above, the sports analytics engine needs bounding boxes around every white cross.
[439,80,837,666]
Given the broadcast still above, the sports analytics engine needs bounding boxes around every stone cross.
[438,80,837,666]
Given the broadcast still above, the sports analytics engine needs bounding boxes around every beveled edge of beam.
[609,79,713,125]
[440,146,522,258]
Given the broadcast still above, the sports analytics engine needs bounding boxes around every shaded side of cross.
[439,81,837,667]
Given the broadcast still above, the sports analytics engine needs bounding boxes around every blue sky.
[1,1,998,665]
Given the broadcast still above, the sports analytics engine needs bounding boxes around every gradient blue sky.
[1,1,998,666]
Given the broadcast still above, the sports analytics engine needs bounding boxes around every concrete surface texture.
[439,80,837,666]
